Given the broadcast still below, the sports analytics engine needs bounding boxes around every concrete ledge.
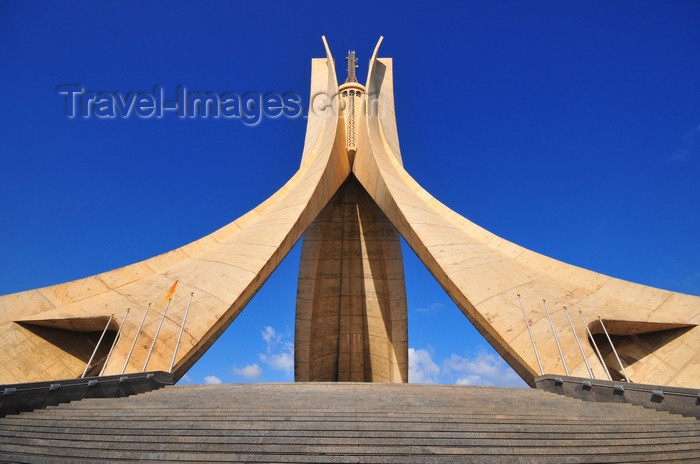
[0,371,173,417]
[535,374,700,418]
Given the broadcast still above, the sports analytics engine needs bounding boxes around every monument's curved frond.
[353,39,700,387]
[0,37,351,383]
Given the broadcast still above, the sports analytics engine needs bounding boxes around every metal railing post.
[563,306,594,379]
[121,302,151,375]
[543,299,569,376]
[580,311,612,381]
[142,298,171,372]
[81,314,114,378]
[170,292,194,373]
[517,294,544,375]
[598,316,631,382]
[100,308,129,377]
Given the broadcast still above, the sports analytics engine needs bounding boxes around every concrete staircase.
[0,382,698,463]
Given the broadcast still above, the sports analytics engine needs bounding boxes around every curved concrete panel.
[0,38,350,383]
[352,39,700,387]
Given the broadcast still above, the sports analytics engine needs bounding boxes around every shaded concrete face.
[295,176,408,383]
[0,36,699,388]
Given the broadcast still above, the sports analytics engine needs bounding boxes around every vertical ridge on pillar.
[295,176,408,383]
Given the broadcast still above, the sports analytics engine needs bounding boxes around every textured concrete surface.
[295,177,408,383]
[0,36,698,388]
[0,382,698,463]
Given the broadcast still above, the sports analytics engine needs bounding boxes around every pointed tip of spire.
[345,50,358,83]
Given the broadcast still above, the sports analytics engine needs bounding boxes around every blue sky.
[1,1,698,387]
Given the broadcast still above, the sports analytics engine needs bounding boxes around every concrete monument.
[0,37,698,388]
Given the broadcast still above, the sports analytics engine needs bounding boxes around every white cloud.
[233,363,262,380]
[259,352,293,374]
[259,326,294,376]
[416,302,444,313]
[444,349,527,388]
[178,374,193,385]
[670,124,700,161]
[408,347,440,383]
[204,375,222,385]
[262,326,277,343]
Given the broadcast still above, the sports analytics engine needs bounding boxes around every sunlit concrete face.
[0,37,698,388]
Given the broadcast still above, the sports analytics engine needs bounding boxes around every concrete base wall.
[536,374,700,418]
[0,371,172,417]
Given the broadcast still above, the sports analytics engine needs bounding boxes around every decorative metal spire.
[345,50,358,83]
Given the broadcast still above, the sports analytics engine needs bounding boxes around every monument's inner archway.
[295,175,408,383]
[176,209,508,386]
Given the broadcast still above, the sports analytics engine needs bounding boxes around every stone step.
[2,428,698,441]
[2,418,697,435]
[0,451,696,464]
[37,397,656,413]
[27,400,672,414]
[1,432,698,450]
[0,441,699,464]
[7,408,696,420]
[24,411,678,423]
[8,411,693,426]
[70,392,555,403]
[35,394,627,403]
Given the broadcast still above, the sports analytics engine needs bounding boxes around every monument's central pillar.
[294,175,408,382]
